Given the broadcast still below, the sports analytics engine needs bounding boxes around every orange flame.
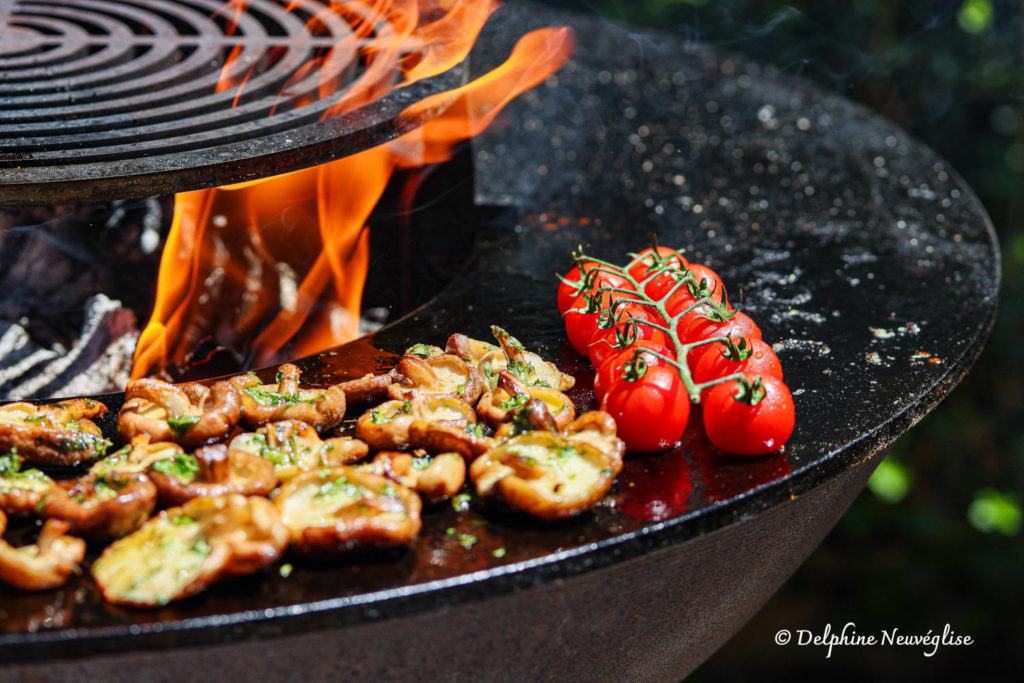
[131,2,573,378]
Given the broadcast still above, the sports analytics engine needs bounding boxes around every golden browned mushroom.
[469,432,623,520]
[118,378,241,449]
[476,326,575,391]
[230,419,369,481]
[355,396,477,451]
[387,353,485,404]
[362,450,466,504]
[493,398,561,441]
[407,420,495,461]
[91,494,288,607]
[231,364,346,430]
[445,333,499,364]
[41,473,157,540]
[0,399,111,467]
[146,444,277,507]
[0,511,86,591]
[0,451,58,515]
[274,467,422,554]
[336,370,399,406]
[476,371,576,431]
[562,411,626,470]
[89,435,183,477]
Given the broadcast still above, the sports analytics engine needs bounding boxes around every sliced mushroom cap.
[477,371,576,430]
[146,444,277,507]
[363,451,466,504]
[469,432,622,520]
[407,420,495,461]
[0,400,111,467]
[89,435,183,477]
[274,467,422,554]
[336,370,399,406]
[230,419,369,481]
[232,364,346,430]
[118,378,241,449]
[42,472,157,540]
[91,494,287,607]
[387,354,485,404]
[0,514,86,591]
[0,451,58,515]
[355,396,477,451]
[563,411,626,470]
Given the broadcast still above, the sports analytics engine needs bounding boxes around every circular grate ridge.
[0,0,467,206]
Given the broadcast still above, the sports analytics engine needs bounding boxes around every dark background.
[536,0,1022,679]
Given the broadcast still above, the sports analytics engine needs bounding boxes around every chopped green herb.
[446,527,478,549]
[0,453,47,481]
[407,343,435,359]
[370,409,391,424]
[402,400,413,414]
[464,422,485,437]
[243,385,314,407]
[167,414,201,437]
[152,453,200,481]
[316,475,363,499]
[499,394,529,411]
[172,515,196,526]
[506,359,534,383]
[451,493,472,512]
[492,547,507,559]
[455,384,466,396]
[191,538,212,556]
[23,415,47,424]
[411,457,433,471]
[279,563,293,578]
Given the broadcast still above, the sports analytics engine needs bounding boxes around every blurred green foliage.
[539,0,1023,678]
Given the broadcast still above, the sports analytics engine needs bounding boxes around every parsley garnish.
[152,453,200,481]
[407,343,435,359]
[167,414,201,437]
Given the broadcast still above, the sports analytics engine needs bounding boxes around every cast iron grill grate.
[0,0,464,206]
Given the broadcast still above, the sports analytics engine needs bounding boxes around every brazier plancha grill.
[0,1,999,680]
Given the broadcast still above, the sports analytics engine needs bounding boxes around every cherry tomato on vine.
[564,295,603,356]
[692,338,783,399]
[589,305,670,368]
[600,363,690,452]
[593,340,674,400]
[664,264,726,314]
[558,264,632,316]
[627,246,689,301]
[702,373,794,455]
[681,311,762,368]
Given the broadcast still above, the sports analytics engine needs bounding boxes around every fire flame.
[131,1,573,378]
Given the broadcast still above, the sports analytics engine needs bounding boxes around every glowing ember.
[131,1,573,379]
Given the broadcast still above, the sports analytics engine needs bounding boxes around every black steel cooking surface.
[0,0,464,206]
[0,2,999,677]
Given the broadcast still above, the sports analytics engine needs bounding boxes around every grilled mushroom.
[469,431,623,520]
[91,494,288,607]
[355,396,477,451]
[362,451,466,504]
[0,512,86,591]
[41,473,157,540]
[146,444,276,507]
[89,435,183,477]
[407,420,495,461]
[230,420,369,481]
[476,371,576,431]
[475,326,575,391]
[0,399,111,467]
[387,354,485,404]
[274,467,422,554]
[232,364,346,429]
[0,451,58,516]
[336,370,399,406]
[493,398,561,440]
[562,411,626,469]
[118,378,241,449]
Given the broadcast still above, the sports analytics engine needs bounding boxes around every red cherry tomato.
[593,340,674,400]
[557,263,633,317]
[564,295,602,356]
[692,337,783,400]
[589,305,670,368]
[702,373,795,455]
[601,363,691,452]
[665,264,727,318]
[681,311,762,369]
[627,246,689,301]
